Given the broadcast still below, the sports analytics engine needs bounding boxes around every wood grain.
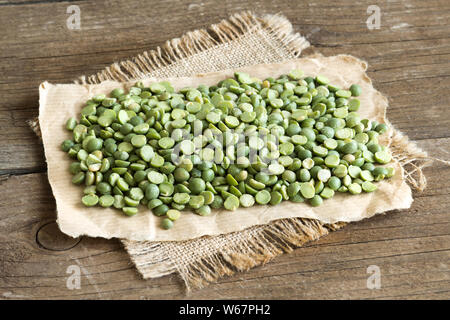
[0,0,449,299]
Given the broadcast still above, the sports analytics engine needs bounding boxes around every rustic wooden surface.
[1,0,449,300]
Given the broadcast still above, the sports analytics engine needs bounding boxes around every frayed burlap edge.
[388,129,449,191]
[28,11,447,290]
[123,219,346,290]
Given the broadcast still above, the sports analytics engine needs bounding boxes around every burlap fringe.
[27,118,42,139]
[177,220,345,290]
[123,219,345,290]
[389,128,448,191]
[123,242,178,278]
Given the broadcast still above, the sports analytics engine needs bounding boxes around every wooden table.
[1,0,449,299]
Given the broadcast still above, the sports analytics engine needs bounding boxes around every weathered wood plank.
[0,0,449,299]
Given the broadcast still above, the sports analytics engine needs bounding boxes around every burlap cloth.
[30,12,436,290]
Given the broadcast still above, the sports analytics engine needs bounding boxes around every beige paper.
[39,55,413,241]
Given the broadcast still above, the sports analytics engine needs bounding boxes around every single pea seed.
[98,195,114,207]
[269,191,282,205]
[195,205,211,216]
[348,183,362,195]
[82,194,98,207]
[189,195,205,209]
[310,195,323,207]
[161,218,174,229]
[167,209,181,221]
[224,195,240,211]
[239,194,255,207]
[122,207,138,216]
[255,190,271,205]
[349,84,362,97]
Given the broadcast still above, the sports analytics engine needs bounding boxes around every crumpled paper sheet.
[39,55,413,241]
